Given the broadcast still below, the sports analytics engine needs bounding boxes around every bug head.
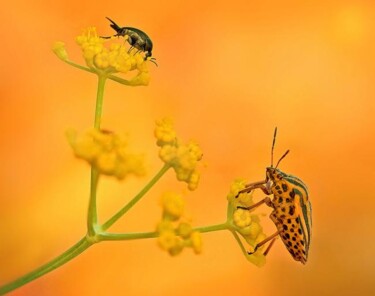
[266,127,290,182]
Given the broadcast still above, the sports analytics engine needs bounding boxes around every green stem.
[94,75,106,129]
[87,169,100,236]
[0,238,91,295]
[65,60,135,86]
[107,74,135,86]
[102,164,171,231]
[86,74,106,236]
[66,60,95,74]
[0,220,228,293]
[99,232,158,241]
[194,223,229,233]
[98,222,229,241]
[230,230,249,258]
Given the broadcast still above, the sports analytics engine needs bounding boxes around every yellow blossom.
[233,208,252,228]
[187,170,200,191]
[160,192,185,221]
[156,192,202,256]
[227,178,247,203]
[159,145,177,163]
[247,249,266,267]
[156,220,175,233]
[154,118,203,190]
[128,70,151,86]
[52,42,68,61]
[75,27,145,74]
[54,27,151,86]
[155,118,177,146]
[168,237,184,256]
[66,128,145,179]
[189,231,203,254]
[241,222,262,240]
[157,231,177,251]
[227,179,269,267]
[177,222,193,239]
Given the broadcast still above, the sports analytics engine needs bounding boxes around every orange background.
[1,0,375,295]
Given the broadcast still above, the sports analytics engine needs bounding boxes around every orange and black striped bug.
[237,128,312,264]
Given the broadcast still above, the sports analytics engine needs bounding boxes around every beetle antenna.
[275,150,290,169]
[271,127,277,168]
[149,59,158,67]
[106,17,122,33]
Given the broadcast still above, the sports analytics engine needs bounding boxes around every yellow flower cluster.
[156,192,202,256]
[155,118,203,190]
[66,129,145,180]
[53,27,150,86]
[227,179,267,267]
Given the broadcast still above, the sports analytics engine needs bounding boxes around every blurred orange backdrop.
[1,0,375,295]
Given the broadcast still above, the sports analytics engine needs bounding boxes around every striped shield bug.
[237,128,312,264]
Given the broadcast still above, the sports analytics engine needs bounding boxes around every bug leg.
[248,231,281,255]
[236,180,271,197]
[237,196,272,211]
[263,237,278,256]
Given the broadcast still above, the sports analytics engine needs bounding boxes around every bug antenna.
[148,58,158,67]
[271,127,277,167]
[106,17,121,32]
[275,150,290,169]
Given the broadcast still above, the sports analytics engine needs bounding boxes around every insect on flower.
[237,128,312,264]
[101,17,158,66]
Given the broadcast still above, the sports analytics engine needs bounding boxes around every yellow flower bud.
[187,170,200,191]
[128,71,151,86]
[189,231,203,254]
[52,42,68,61]
[233,208,252,228]
[159,145,177,163]
[161,192,185,220]
[177,222,193,239]
[168,237,184,256]
[96,152,117,174]
[247,251,266,267]
[157,231,177,251]
[227,179,247,201]
[156,220,175,233]
[154,118,176,145]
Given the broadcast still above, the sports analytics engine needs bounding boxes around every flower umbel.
[155,118,203,190]
[53,27,150,86]
[227,179,267,267]
[157,192,202,256]
[66,129,145,179]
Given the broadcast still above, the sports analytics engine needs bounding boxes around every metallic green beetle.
[102,17,158,66]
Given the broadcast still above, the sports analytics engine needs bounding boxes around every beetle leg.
[247,230,281,255]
